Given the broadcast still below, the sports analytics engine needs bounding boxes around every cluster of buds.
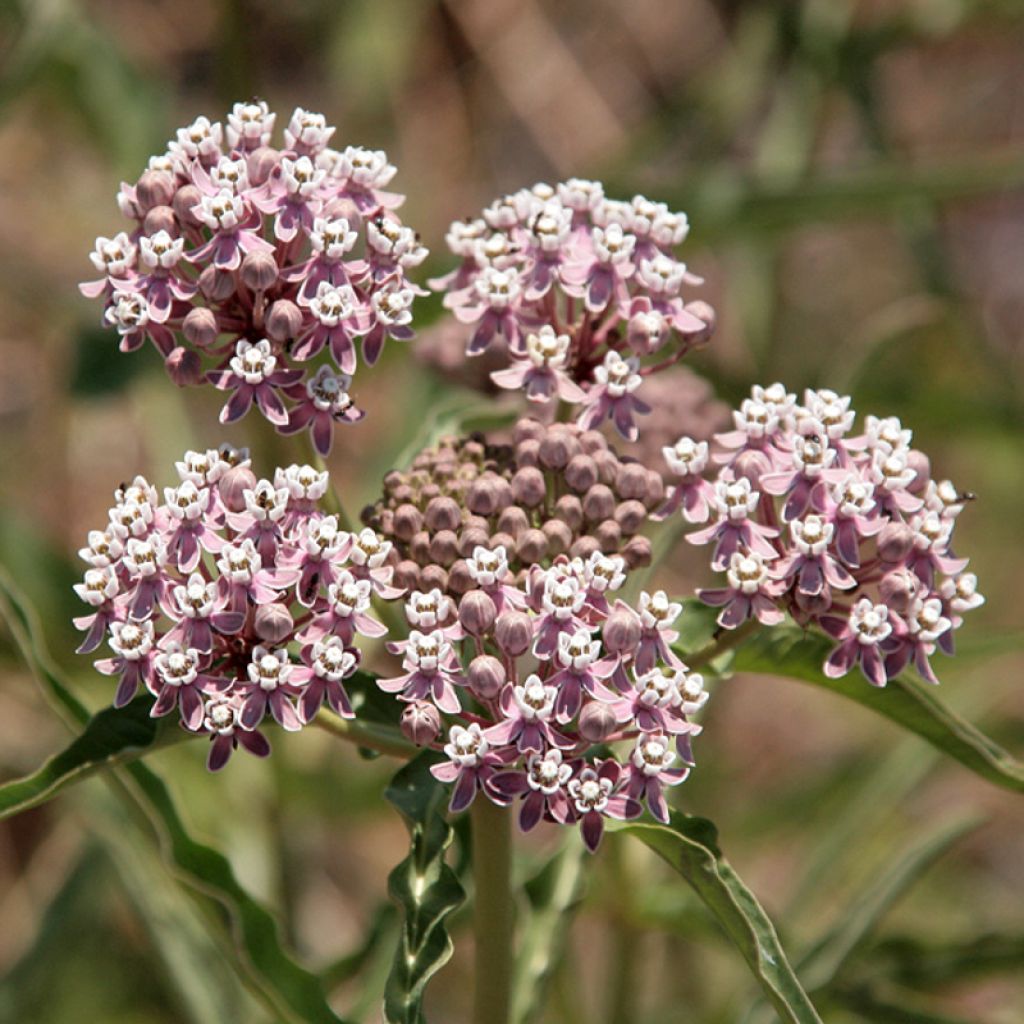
[73,449,402,770]
[430,181,715,440]
[362,417,665,598]
[381,555,708,851]
[657,385,983,686]
[81,102,428,455]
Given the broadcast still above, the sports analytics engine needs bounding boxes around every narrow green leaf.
[512,839,588,1024]
[0,571,347,1024]
[726,624,1024,794]
[614,813,823,1024]
[383,753,466,1024]
[796,815,981,993]
[867,932,1024,989]
[0,695,186,820]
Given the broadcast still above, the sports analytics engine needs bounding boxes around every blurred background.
[1,0,1023,1021]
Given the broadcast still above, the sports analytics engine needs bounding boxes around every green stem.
[471,797,514,1024]
[685,617,761,670]
[312,709,416,759]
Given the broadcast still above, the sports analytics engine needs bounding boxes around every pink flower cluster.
[73,447,402,770]
[81,102,428,455]
[657,385,983,686]
[380,549,708,851]
[431,181,715,441]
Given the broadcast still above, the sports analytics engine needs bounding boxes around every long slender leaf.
[0,570,347,1024]
[614,813,823,1024]
[707,622,1024,794]
[383,753,466,1024]
[866,932,1024,989]
[0,694,186,819]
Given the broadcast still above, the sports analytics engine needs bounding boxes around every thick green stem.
[685,617,761,670]
[471,797,513,1024]
[312,709,416,759]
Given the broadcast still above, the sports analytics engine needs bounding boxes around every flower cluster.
[362,416,664,598]
[81,102,428,454]
[659,385,983,686]
[430,181,715,440]
[380,555,707,851]
[73,449,402,770]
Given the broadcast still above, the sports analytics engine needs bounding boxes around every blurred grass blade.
[724,624,1024,794]
[0,569,348,1023]
[867,932,1024,989]
[614,813,823,1024]
[383,753,466,1024]
[792,816,979,1004]
[0,694,187,820]
[512,837,588,1024]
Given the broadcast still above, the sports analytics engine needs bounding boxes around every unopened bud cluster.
[658,384,983,686]
[431,180,715,440]
[362,416,663,597]
[73,449,402,769]
[81,102,428,454]
[380,555,708,851]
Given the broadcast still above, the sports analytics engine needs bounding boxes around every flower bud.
[614,500,647,535]
[393,559,421,591]
[515,438,541,467]
[516,528,548,565]
[579,430,608,455]
[164,346,202,387]
[458,528,491,558]
[410,531,432,565]
[622,535,653,569]
[401,701,441,747]
[420,564,449,592]
[136,170,175,212]
[906,449,931,494]
[265,299,303,342]
[569,536,599,560]
[489,532,515,554]
[460,590,497,637]
[172,184,203,227]
[877,522,914,564]
[595,519,622,553]
[182,306,219,348]
[143,204,177,236]
[582,484,615,523]
[615,462,649,501]
[429,530,459,567]
[565,454,598,493]
[541,518,573,555]
[593,449,621,485]
[219,464,258,513]
[247,146,280,186]
[603,606,641,655]
[554,494,583,531]
[539,430,575,470]
[511,467,546,508]
[879,568,921,614]
[254,602,294,643]
[579,701,619,743]
[467,655,505,699]
[392,504,423,542]
[495,610,533,657]
[467,474,505,516]
[644,470,665,508]
[732,449,772,487]
[681,299,716,340]
[425,496,462,533]
[198,265,236,302]
[497,506,530,538]
[514,418,545,444]
[241,251,279,292]
[447,559,473,595]
[794,587,832,617]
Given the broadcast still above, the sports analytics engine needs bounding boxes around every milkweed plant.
[3,100,1010,1024]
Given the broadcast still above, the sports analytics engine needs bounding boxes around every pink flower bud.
[511,467,546,508]
[906,450,931,495]
[136,170,175,212]
[579,701,618,743]
[622,535,653,569]
[165,346,202,387]
[458,527,491,558]
[172,184,203,227]
[143,204,178,236]
[497,506,530,538]
[579,430,609,455]
[219,464,258,513]
[554,495,583,531]
[541,518,573,555]
[198,266,236,302]
[582,484,615,523]
[240,251,279,292]
[420,565,449,591]
[516,528,548,564]
[879,568,921,614]
[614,500,647,535]
[495,610,533,657]
[467,655,505,699]
[595,519,622,553]
[401,701,441,747]
[447,559,473,594]
[593,449,621,485]
[429,530,459,567]
[539,430,576,470]
[425,496,462,532]
[467,474,507,516]
[515,438,541,468]
[254,602,294,643]
[732,449,772,486]
[569,536,600,560]
[565,454,598,493]
[394,560,421,591]
[603,606,641,655]
[392,504,424,542]
[246,146,281,186]
[182,306,219,348]
[644,470,665,508]
[514,418,545,444]
[265,299,303,342]
[877,522,914,564]
[615,462,649,500]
